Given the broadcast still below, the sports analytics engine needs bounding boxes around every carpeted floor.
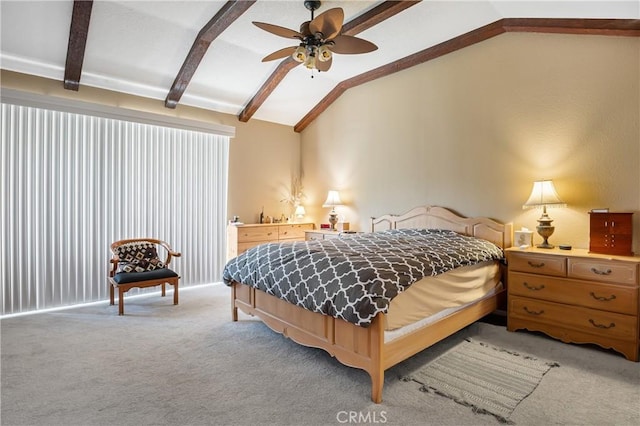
[1,283,639,426]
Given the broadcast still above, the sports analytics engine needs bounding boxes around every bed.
[223,205,512,403]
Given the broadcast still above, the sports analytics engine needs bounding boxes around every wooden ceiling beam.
[165,0,256,109]
[238,1,422,123]
[502,18,640,37]
[294,18,640,132]
[63,0,93,91]
[341,0,421,35]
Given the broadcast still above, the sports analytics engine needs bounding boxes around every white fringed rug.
[403,338,559,424]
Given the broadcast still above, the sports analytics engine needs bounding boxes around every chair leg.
[161,283,166,297]
[173,280,179,305]
[118,287,125,315]
[110,284,115,306]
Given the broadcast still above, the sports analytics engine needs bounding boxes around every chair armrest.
[109,257,119,277]
[158,240,181,266]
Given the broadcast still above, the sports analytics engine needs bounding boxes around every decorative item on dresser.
[506,246,640,361]
[226,222,314,260]
[589,211,634,256]
[336,221,350,232]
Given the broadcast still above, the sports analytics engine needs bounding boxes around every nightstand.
[505,246,640,361]
[305,230,343,240]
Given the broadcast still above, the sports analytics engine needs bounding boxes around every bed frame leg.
[232,306,238,321]
[370,370,384,403]
[231,283,238,321]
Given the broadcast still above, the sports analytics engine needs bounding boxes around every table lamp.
[294,205,306,222]
[322,190,343,231]
[522,179,566,248]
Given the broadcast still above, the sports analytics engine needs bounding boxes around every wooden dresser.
[506,247,640,361]
[227,222,314,260]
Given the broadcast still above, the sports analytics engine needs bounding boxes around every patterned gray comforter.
[222,229,504,327]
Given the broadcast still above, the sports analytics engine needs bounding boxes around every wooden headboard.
[370,205,513,249]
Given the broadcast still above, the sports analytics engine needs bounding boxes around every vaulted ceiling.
[1,1,638,132]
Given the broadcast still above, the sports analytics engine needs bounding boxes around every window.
[1,98,230,315]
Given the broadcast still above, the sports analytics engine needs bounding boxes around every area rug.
[403,338,559,424]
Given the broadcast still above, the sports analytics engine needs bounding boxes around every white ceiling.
[1,1,638,128]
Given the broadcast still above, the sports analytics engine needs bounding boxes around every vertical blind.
[1,103,229,315]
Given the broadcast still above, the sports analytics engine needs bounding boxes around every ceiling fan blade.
[299,21,311,37]
[253,22,303,39]
[316,56,332,72]
[261,46,297,62]
[309,8,343,40]
[330,35,378,54]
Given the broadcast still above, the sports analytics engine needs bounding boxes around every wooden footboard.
[231,281,502,403]
[231,281,386,402]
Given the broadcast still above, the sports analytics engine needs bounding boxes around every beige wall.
[301,33,640,252]
[0,69,301,225]
[4,31,639,252]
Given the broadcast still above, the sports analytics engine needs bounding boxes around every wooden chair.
[108,238,181,315]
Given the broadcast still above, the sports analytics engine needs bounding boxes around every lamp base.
[328,211,338,231]
[536,219,555,249]
[536,240,555,249]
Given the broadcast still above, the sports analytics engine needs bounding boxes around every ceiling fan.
[253,0,378,72]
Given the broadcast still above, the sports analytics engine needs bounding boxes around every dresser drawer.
[237,226,279,243]
[508,252,566,277]
[509,296,637,341]
[305,232,324,241]
[237,241,266,256]
[279,224,313,240]
[306,230,344,240]
[509,272,638,315]
[568,258,638,286]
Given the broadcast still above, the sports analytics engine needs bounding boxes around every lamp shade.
[523,180,566,209]
[294,205,306,217]
[322,190,343,208]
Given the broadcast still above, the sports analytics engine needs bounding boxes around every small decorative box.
[337,222,350,232]
[514,229,533,247]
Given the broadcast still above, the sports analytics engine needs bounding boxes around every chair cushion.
[114,241,166,273]
[112,268,179,284]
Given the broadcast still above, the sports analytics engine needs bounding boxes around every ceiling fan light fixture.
[255,2,377,73]
[317,45,332,62]
[292,46,307,63]
[304,53,317,69]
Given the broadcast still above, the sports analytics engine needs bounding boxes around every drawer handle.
[523,282,545,291]
[527,261,545,268]
[523,306,544,316]
[588,319,615,329]
[590,267,612,276]
[589,292,616,302]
